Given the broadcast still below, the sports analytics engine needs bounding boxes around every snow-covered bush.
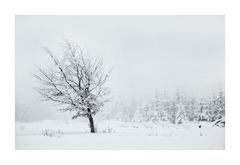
[213,116,225,127]
[41,129,64,137]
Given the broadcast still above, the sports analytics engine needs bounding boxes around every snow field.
[15,120,224,149]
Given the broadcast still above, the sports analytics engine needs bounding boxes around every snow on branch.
[34,41,111,119]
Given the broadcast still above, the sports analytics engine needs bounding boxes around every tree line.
[104,90,225,125]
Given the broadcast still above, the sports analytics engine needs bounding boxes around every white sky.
[15,16,224,120]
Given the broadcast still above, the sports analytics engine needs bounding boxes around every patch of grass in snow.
[41,129,64,137]
[98,126,114,133]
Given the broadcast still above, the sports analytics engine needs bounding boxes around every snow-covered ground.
[15,120,224,150]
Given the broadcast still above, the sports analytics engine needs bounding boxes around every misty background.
[15,15,224,121]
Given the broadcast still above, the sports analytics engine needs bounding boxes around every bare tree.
[33,41,111,133]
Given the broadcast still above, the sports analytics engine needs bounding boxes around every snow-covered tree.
[167,90,186,124]
[210,90,225,122]
[146,93,162,122]
[198,99,211,121]
[197,89,225,123]
[175,103,186,124]
[132,102,148,122]
[185,97,197,121]
[161,94,171,121]
[33,41,111,133]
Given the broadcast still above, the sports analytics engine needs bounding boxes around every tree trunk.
[87,107,95,133]
[88,115,95,133]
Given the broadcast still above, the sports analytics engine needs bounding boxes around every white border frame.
[1,0,239,165]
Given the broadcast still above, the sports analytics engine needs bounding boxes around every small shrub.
[100,126,114,133]
[41,129,64,137]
